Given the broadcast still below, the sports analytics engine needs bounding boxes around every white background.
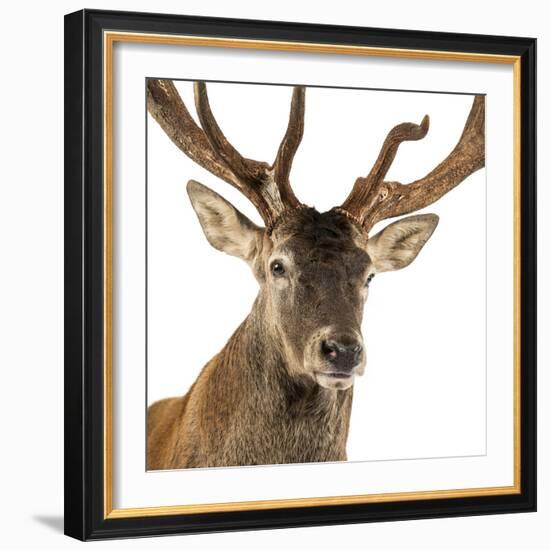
[0,0,546,548]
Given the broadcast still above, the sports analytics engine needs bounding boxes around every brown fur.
[147,300,354,469]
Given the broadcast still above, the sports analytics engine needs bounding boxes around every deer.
[146,79,485,470]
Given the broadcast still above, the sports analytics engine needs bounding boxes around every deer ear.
[187,180,263,263]
[366,214,439,272]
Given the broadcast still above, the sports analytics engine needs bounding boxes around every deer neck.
[211,294,354,463]
[231,294,319,397]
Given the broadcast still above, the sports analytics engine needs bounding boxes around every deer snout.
[321,336,363,374]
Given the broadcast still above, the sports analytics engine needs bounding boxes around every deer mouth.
[314,370,356,390]
[319,371,354,379]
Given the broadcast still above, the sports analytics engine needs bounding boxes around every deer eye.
[366,273,375,287]
[270,260,286,277]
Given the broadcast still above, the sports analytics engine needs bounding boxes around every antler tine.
[193,82,271,186]
[147,79,236,186]
[340,115,430,222]
[194,82,305,216]
[272,86,305,209]
[340,95,485,233]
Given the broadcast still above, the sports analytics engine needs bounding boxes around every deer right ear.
[366,214,439,272]
[187,180,264,264]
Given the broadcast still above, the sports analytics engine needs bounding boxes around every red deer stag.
[146,80,485,469]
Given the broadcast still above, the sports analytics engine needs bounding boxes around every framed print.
[64,9,537,541]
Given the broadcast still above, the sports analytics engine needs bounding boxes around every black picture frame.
[64,8,536,541]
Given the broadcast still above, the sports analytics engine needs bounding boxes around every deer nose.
[321,337,363,373]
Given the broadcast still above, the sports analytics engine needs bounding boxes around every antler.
[147,79,304,227]
[339,95,485,233]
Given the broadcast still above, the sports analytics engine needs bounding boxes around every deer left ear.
[187,180,264,264]
[366,214,439,272]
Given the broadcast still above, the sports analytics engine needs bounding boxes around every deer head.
[147,80,485,391]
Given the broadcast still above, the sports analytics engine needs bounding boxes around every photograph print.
[145,79,486,472]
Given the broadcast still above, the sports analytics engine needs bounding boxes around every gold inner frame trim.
[103,30,522,520]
